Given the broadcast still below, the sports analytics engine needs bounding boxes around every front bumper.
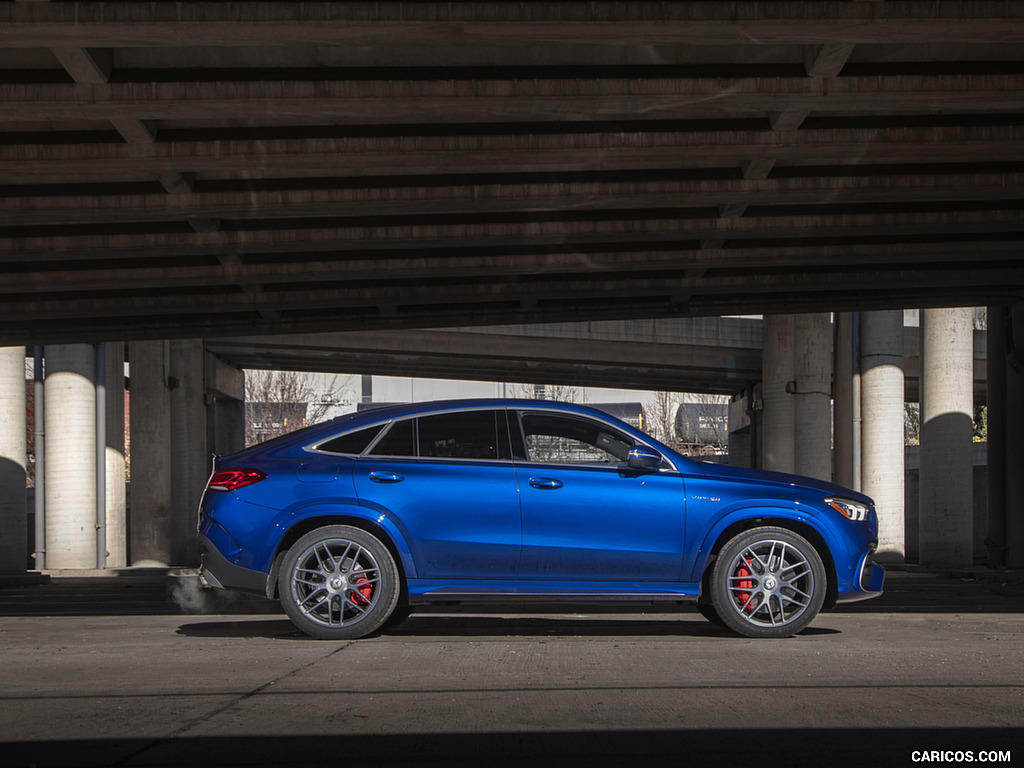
[836,549,885,603]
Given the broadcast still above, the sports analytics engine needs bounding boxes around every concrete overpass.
[1,2,1023,344]
[1,3,1023,574]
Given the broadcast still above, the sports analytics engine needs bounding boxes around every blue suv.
[199,399,883,639]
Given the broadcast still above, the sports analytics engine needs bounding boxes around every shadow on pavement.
[174,611,842,640]
[1,571,1022,619]
[4,728,1019,768]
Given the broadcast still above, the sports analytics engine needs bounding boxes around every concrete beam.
[3,264,1020,323]
[207,318,763,395]
[4,2,1023,48]
[4,126,1022,183]
[12,173,1024,228]
[5,76,1024,124]
[5,209,1024,267]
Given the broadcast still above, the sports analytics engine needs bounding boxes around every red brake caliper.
[351,576,374,606]
[736,559,755,612]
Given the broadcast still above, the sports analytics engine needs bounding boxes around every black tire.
[279,525,400,640]
[709,526,826,638]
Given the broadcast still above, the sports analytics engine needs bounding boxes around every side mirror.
[627,445,663,471]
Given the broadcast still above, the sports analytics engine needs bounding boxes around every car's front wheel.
[709,527,826,638]
[279,525,400,640]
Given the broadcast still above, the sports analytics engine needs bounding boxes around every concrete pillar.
[205,350,246,457]
[833,313,857,490]
[104,344,127,568]
[0,348,27,571]
[1002,302,1024,568]
[44,345,97,569]
[919,308,974,569]
[860,311,905,561]
[762,314,795,474]
[128,341,172,567]
[169,340,207,566]
[793,314,833,482]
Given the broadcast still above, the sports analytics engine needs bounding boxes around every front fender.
[684,504,838,583]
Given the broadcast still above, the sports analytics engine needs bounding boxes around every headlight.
[825,497,871,522]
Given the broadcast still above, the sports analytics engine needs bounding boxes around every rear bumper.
[199,532,269,597]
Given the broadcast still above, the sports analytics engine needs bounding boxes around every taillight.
[207,468,267,492]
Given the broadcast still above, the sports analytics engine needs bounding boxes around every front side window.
[518,413,633,466]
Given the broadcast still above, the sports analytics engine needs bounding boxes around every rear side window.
[317,424,385,456]
[360,410,511,460]
[369,419,417,457]
[418,410,502,460]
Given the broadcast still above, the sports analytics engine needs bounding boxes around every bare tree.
[511,382,585,403]
[644,391,678,445]
[244,370,354,447]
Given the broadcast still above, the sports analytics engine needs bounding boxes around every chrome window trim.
[303,404,678,472]
[306,404,508,460]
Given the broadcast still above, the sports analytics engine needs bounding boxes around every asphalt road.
[1,571,1021,768]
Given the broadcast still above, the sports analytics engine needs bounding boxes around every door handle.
[529,477,563,490]
[368,471,404,484]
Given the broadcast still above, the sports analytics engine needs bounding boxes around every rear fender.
[265,502,418,581]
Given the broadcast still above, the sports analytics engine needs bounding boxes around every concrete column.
[919,308,974,569]
[44,345,97,569]
[860,311,905,561]
[1003,302,1024,568]
[205,349,246,456]
[793,314,833,482]
[169,340,207,566]
[128,341,172,567]
[0,348,27,571]
[833,314,857,490]
[104,343,127,568]
[762,314,795,474]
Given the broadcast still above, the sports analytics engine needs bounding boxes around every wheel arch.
[697,516,839,610]
[266,511,413,601]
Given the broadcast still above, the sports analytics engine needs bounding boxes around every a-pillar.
[129,341,172,566]
[793,314,832,482]
[919,308,974,569]
[0,347,26,571]
[860,311,905,561]
[44,345,97,569]
[762,315,795,473]
[170,340,207,566]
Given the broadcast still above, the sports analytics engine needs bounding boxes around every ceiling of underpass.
[2,2,1024,347]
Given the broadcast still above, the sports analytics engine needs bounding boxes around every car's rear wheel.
[279,525,400,640]
[709,527,826,638]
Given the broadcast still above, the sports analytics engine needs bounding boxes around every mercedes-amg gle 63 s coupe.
[199,399,884,639]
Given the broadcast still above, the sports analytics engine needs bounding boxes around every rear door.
[351,408,522,580]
